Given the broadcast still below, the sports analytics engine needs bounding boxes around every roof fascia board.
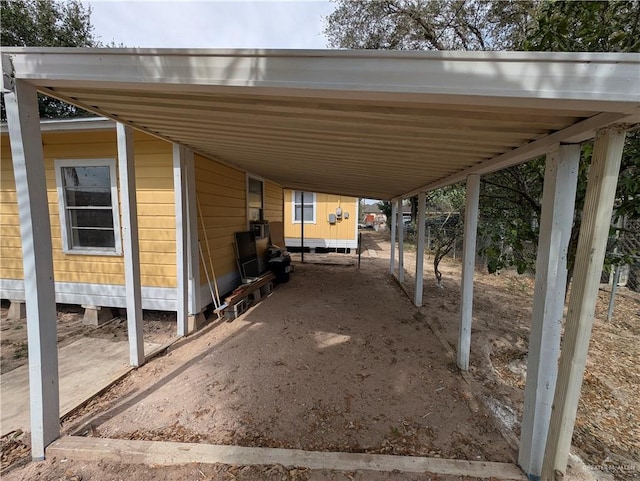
[1,47,636,62]
[0,117,115,134]
[394,111,632,200]
[3,50,639,112]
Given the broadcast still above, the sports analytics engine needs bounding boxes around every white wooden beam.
[184,150,201,315]
[117,123,144,367]
[5,79,60,460]
[400,112,629,199]
[542,126,628,480]
[390,201,397,274]
[457,174,480,371]
[519,145,579,479]
[414,192,426,307]
[173,144,188,337]
[396,199,404,282]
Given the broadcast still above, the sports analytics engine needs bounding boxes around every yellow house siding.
[3,126,285,305]
[264,180,283,222]
[194,154,247,285]
[1,139,22,281]
[133,134,177,288]
[284,189,358,247]
[0,130,177,289]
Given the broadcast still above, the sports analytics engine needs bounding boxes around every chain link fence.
[401,212,638,291]
[619,218,640,291]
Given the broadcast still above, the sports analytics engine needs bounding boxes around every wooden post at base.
[5,80,60,460]
[390,201,397,274]
[184,150,201,316]
[397,199,404,282]
[541,126,627,480]
[300,191,305,263]
[173,144,189,337]
[414,192,426,307]
[457,174,480,371]
[519,145,579,479]
[117,123,145,367]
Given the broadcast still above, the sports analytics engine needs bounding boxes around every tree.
[325,0,640,280]
[523,0,640,52]
[0,0,98,120]
[480,1,640,278]
[426,184,465,287]
[325,0,535,50]
[377,200,393,223]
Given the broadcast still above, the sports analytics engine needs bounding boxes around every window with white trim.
[55,159,122,255]
[293,191,316,223]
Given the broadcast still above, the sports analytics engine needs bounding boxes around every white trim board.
[0,116,115,133]
[1,279,177,311]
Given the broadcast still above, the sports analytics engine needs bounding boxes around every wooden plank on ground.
[225,272,275,306]
[48,436,526,480]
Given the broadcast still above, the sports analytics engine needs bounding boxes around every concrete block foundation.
[82,305,114,327]
[7,300,26,320]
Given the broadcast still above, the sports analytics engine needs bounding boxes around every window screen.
[60,164,117,250]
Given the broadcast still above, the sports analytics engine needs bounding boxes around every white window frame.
[246,174,265,225]
[54,158,122,256]
[292,191,316,224]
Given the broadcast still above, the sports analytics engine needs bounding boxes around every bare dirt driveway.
[2,230,638,481]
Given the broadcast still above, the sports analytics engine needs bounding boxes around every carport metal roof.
[2,48,639,199]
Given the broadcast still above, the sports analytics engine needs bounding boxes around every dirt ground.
[0,303,177,375]
[2,230,639,480]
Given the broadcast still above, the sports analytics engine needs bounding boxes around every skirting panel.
[0,278,177,311]
[199,271,241,308]
[285,237,358,249]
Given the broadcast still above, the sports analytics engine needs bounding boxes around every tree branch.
[481,178,540,211]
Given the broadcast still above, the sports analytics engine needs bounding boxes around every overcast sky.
[84,0,335,49]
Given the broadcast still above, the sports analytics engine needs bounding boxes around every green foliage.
[325,0,535,50]
[325,0,640,280]
[1,0,98,120]
[1,0,96,47]
[523,1,640,52]
[377,200,393,222]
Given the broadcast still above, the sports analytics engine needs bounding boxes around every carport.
[2,48,639,480]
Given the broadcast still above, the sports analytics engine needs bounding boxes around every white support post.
[414,192,426,307]
[6,80,60,460]
[542,127,627,480]
[173,144,188,337]
[184,150,201,316]
[519,145,579,479]
[390,201,397,274]
[397,199,404,282]
[117,123,144,367]
[457,174,480,371]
